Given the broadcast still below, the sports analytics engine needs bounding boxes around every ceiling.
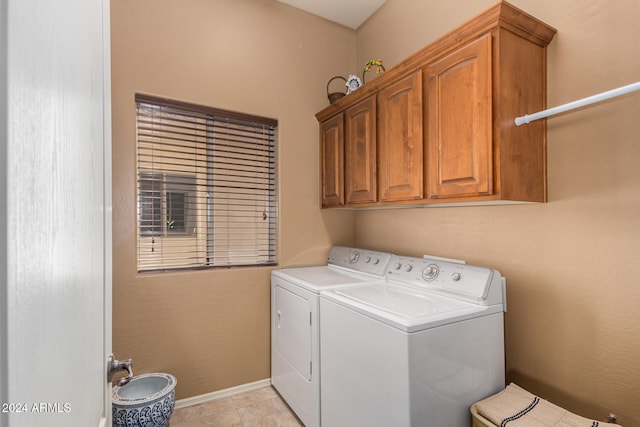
[276,0,386,29]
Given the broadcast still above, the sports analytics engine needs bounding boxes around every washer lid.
[336,285,465,317]
[273,266,385,292]
[327,284,500,332]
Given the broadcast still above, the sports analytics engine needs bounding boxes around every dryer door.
[273,284,312,380]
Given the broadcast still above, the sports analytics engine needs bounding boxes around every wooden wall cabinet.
[427,34,493,199]
[316,1,556,208]
[378,71,423,202]
[320,113,344,207]
[345,96,377,204]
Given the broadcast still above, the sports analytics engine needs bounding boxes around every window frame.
[135,94,278,272]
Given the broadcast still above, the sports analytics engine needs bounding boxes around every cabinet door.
[320,113,344,207]
[345,96,377,204]
[427,33,493,199]
[378,70,424,201]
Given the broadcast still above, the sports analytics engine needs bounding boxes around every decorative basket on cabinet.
[326,75,347,104]
[362,59,385,84]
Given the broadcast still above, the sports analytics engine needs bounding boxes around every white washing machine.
[271,246,392,427]
[320,254,507,427]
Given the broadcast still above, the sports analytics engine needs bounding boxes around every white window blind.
[136,94,278,272]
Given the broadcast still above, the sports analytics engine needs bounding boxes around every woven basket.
[327,76,347,104]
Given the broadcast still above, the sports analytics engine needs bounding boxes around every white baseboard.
[174,378,272,410]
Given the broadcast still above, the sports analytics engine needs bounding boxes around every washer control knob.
[404,264,413,272]
[349,252,359,264]
[394,262,402,270]
[365,256,372,263]
[422,264,439,281]
[451,272,461,281]
[373,258,380,265]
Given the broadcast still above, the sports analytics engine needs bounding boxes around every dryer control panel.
[387,255,505,307]
[327,246,392,277]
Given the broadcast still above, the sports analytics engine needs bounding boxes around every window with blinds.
[135,94,278,272]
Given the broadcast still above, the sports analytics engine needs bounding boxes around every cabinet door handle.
[277,310,282,329]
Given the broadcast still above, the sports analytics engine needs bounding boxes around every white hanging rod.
[514,81,640,126]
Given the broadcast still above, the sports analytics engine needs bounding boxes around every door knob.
[107,354,134,386]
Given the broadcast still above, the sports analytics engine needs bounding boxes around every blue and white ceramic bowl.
[112,373,177,427]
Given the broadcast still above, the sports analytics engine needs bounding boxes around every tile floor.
[169,386,304,427]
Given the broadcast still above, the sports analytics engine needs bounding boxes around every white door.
[0,0,112,426]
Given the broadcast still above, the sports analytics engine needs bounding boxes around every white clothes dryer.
[271,246,392,427]
[320,254,507,427]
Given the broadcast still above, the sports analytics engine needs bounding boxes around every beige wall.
[110,0,356,399]
[112,0,640,424]
[356,0,640,425]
